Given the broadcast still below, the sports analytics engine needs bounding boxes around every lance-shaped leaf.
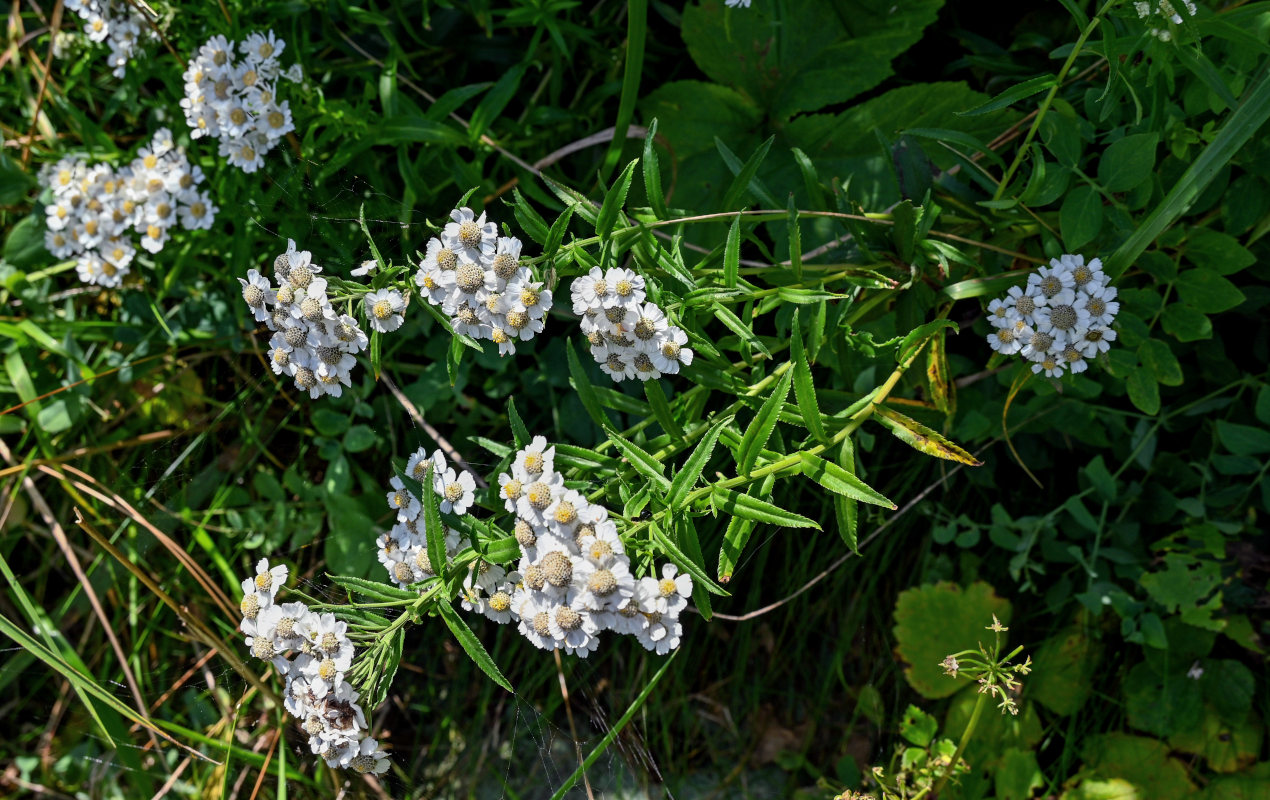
[717,475,773,583]
[543,203,575,259]
[790,309,826,443]
[566,341,612,429]
[926,327,956,416]
[358,627,405,710]
[737,368,793,475]
[667,414,733,509]
[603,423,672,492]
[713,303,773,358]
[421,462,448,581]
[713,485,819,529]
[644,381,684,439]
[723,214,741,288]
[438,601,513,692]
[800,451,896,509]
[676,516,713,620]
[328,574,420,602]
[896,319,958,364]
[507,397,530,448]
[643,119,669,219]
[651,519,728,597]
[875,405,982,466]
[596,158,639,238]
[834,436,861,552]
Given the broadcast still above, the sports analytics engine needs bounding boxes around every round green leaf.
[892,581,1011,698]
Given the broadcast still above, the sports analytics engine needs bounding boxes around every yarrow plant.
[570,266,694,382]
[240,239,372,399]
[1133,0,1198,40]
[59,0,157,78]
[40,128,217,288]
[984,254,1119,378]
[374,437,692,657]
[180,31,302,173]
[238,559,390,775]
[413,206,552,355]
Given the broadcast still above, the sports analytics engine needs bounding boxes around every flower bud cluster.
[375,447,478,587]
[238,559,389,775]
[240,239,372,400]
[984,253,1119,379]
[41,129,217,288]
[181,32,302,173]
[1134,0,1198,41]
[62,0,156,78]
[477,436,691,656]
[569,267,694,382]
[413,207,553,356]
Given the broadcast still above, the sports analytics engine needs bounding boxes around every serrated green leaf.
[643,119,669,219]
[713,486,819,529]
[421,462,447,581]
[667,415,732,509]
[875,405,982,465]
[596,159,639,238]
[720,135,774,211]
[737,368,793,474]
[713,303,772,358]
[603,424,672,492]
[957,73,1056,116]
[327,574,419,602]
[800,451,895,509]
[834,437,860,551]
[896,319,957,364]
[790,310,826,444]
[723,214,740,289]
[644,381,684,439]
[543,203,575,260]
[926,327,956,416]
[438,601,513,692]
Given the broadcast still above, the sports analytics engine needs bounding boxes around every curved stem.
[931,691,987,798]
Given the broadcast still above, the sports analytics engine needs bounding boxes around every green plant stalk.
[930,690,987,799]
[992,0,1119,200]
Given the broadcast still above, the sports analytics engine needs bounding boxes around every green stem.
[993,0,1118,200]
[931,690,987,798]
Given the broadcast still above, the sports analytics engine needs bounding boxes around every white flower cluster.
[375,447,479,587]
[181,32,302,173]
[413,207,553,356]
[569,267,694,382]
[41,128,217,288]
[985,254,1120,379]
[238,559,389,776]
[1134,0,1198,40]
[471,436,691,657]
[63,0,156,78]
[241,239,376,400]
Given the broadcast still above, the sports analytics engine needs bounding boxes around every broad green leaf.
[996,748,1044,800]
[603,424,672,492]
[438,601,513,692]
[595,158,639,238]
[640,81,762,163]
[1028,626,1102,716]
[681,0,944,120]
[737,368,793,474]
[1185,229,1256,276]
[1174,269,1246,313]
[800,451,896,509]
[1097,133,1159,192]
[1107,64,1270,279]
[1126,366,1161,416]
[900,705,938,747]
[713,486,819,529]
[790,310,826,443]
[667,415,732,509]
[1138,339,1184,387]
[1061,184,1103,250]
[874,406,982,466]
[892,581,1011,698]
[1215,420,1270,456]
[1160,303,1212,342]
[650,519,728,597]
[376,115,466,146]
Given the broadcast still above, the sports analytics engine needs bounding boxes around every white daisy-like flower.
[327,314,369,353]
[602,267,647,308]
[1028,263,1075,299]
[650,327,694,375]
[570,266,610,314]
[250,558,289,601]
[436,467,476,516]
[239,268,276,322]
[1032,288,1088,336]
[364,289,406,333]
[488,236,524,288]
[647,563,693,615]
[513,436,555,480]
[987,324,1025,356]
[1082,285,1119,325]
[443,207,497,261]
[497,472,525,514]
[345,737,391,775]
[386,476,422,522]
[1074,324,1117,358]
[1019,328,1063,362]
[414,264,453,306]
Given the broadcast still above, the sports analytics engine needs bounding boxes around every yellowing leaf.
[875,405,982,465]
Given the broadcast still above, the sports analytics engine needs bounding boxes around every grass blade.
[602,0,648,178]
[790,309,826,443]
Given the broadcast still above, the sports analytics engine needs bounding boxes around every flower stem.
[931,691,987,798]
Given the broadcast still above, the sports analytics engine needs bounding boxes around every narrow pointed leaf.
[650,519,728,597]
[596,158,639,238]
[676,517,712,620]
[787,196,803,282]
[713,486,819,529]
[438,601,513,692]
[566,341,612,429]
[507,397,530,448]
[834,437,860,552]
[737,368,793,474]
[712,303,772,358]
[926,328,956,416]
[790,309,826,443]
[897,319,957,364]
[717,476,772,583]
[603,424,672,491]
[543,203,575,259]
[643,119,669,219]
[800,451,896,508]
[421,462,448,580]
[667,414,732,509]
[327,575,420,602]
[644,380,684,439]
[874,405,982,465]
[723,214,741,289]
[720,135,775,211]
